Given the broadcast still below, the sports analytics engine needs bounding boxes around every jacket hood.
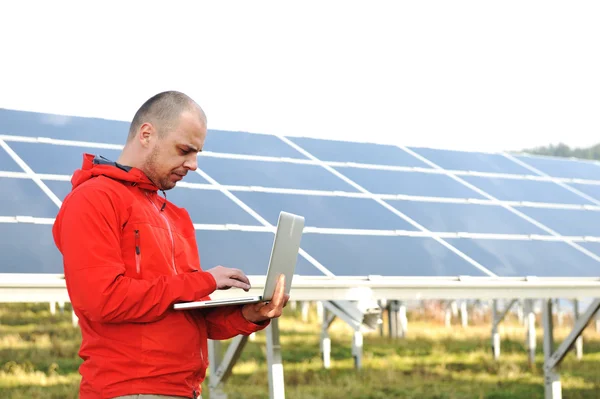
[72,153,159,192]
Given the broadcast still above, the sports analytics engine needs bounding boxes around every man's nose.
[184,158,198,171]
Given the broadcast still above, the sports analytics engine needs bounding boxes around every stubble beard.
[143,146,175,191]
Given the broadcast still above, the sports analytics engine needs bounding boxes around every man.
[52,91,289,399]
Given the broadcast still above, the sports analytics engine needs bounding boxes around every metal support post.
[445,301,452,328]
[49,301,56,315]
[71,310,78,327]
[491,299,517,360]
[208,340,227,399]
[58,301,65,313]
[526,299,536,368]
[596,310,600,333]
[316,301,324,321]
[208,335,249,399]
[543,298,600,399]
[301,301,310,322]
[491,300,500,360]
[388,300,399,338]
[399,301,408,338]
[266,318,285,399]
[543,298,561,399]
[321,309,336,369]
[517,299,524,324]
[573,299,583,360]
[352,330,363,369]
[460,300,468,328]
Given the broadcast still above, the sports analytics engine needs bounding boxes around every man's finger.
[231,270,251,286]
[228,279,251,291]
[262,275,286,314]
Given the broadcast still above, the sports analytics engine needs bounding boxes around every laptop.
[173,211,305,310]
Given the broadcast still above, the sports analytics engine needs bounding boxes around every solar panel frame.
[2,108,600,279]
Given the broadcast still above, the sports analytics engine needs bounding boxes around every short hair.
[127,91,205,141]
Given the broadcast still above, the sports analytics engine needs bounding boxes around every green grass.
[1,303,600,398]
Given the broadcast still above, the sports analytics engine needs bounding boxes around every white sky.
[1,0,599,152]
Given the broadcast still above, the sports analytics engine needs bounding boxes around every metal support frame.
[460,300,468,328]
[572,299,583,360]
[525,299,537,368]
[208,336,249,399]
[543,298,600,399]
[320,309,336,369]
[491,299,517,360]
[266,319,285,399]
[319,300,380,369]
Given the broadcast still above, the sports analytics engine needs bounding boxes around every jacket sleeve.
[53,185,217,324]
[201,306,270,340]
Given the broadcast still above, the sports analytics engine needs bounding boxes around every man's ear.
[138,122,155,148]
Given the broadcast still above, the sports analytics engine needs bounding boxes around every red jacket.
[52,154,267,399]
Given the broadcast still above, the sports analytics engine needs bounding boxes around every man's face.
[143,110,206,190]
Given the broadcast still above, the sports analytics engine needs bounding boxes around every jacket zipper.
[145,192,178,275]
[134,229,141,273]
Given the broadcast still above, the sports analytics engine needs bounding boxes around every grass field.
[1,302,600,399]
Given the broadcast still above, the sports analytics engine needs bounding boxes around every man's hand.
[206,266,251,291]
[242,274,289,324]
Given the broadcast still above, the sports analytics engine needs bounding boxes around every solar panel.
[298,235,489,276]
[446,238,600,277]
[513,153,600,180]
[287,136,431,167]
[166,187,263,226]
[569,183,600,202]
[6,141,123,175]
[461,175,595,205]
[517,207,600,237]
[205,129,308,159]
[233,191,419,230]
[195,230,321,275]
[2,107,600,279]
[1,177,58,217]
[0,223,63,273]
[0,108,128,144]
[408,147,533,175]
[198,157,358,192]
[334,167,485,198]
[0,146,21,171]
[385,201,547,235]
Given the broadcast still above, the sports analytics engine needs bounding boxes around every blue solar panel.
[299,234,488,276]
[43,180,72,202]
[335,167,485,199]
[409,147,532,175]
[195,230,321,276]
[461,175,594,205]
[568,183,600,203]
[4,107,600,280]
[386,201,547,235]
[0,108,128,144]
[446,238,600,277]
[0,223,63,273]
[233,191,418,231]
[0,146,21,172]
[287,137,431,168]
[166,187,261,226]
[7,141,122,175]
[514,154,600,180]
[2,177,58,217]
[6,141,209,184]
[205,130,307,159]
[517,208,600,237]
[198,157,358,192]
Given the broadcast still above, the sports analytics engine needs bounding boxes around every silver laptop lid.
[262,211,305,301]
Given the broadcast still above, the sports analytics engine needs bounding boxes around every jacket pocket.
[134,229,141,274]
